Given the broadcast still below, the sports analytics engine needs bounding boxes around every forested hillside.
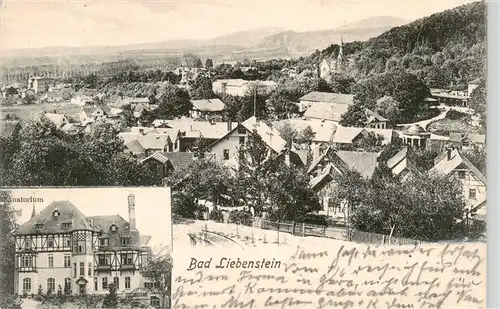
[319,0,486,89]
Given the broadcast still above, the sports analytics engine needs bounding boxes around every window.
[458,171,466,179]
[102,277,108,290]
[77,240,85,253]
[469,188,477,199]
[21,256,33,268]
[64,235,71,247]
[223,149,229,160]
[125,277,131,289]
[150,296,161,308]
[79,262,84,276]
[98,254,110,266]
[64,278,72,294]
[47,236,54,248]
[35,224,44,231]
[47,278,55,293]
[73,263,77,278]
[110,224,117,232]
[114,277,119,290]
[94,278,98,291]
[62,222,72,229]
[239,137,245,145]
[121,253,133,265]
[22,278,31,293]
[24,237,32,249]
[237,126,246,134]
[121,237,131,246]
[99,238,109,247]
[88,263,92,277]
[64,256,71,268]
[48,256,54,268]
[144,282,158,289]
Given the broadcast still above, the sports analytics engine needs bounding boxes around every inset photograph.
[0,187,172,309]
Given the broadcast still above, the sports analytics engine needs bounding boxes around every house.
[42,111,70,128]
[430,89,470,108]
[0,120,21,139]
[27,76,50,94]
[79,106,111,124]
[205,116,287,171]
[12,195,157,298]
[448,132,486,151]
[119,128,178,159]
[331,126,394,149]
[141,152,195,180]
[385,146,418,181]
[44,91,64,103]
[158,119,238,152]
[429,147,487,211]
[298,92,354,113]
[307,147,379,218]
[364,109,388,129]
[303,102,350,123]
[271,119,337,151]
[190,98,226,119]
[212,79,277,97]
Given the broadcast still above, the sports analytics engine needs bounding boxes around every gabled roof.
[125,139,146,155]
[160,119,237,139]
[429,148,487,185]
[365,108,388,123]
[0,120,21,138]
[304,103,349,122]
[89,214,141,249]
[336,151,378,179]
[142,152,195,171]
[119,132,171,150]
[299,92,354,105]
[129,127,180,142]
[386,147,408,170]
[43,113,68,127]
[13,201,97,235]
[241,117,287,153]
[191,98,226,112]
[272,119,336,143]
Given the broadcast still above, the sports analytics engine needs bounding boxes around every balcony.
[95,265,111,271]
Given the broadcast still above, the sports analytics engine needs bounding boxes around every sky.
[7,187,172,249]
[1,0,477,50]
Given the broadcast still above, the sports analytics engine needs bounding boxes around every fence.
[254,218,422,246]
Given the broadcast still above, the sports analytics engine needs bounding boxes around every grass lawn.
[1,102,81,121]
[427,114,485,136]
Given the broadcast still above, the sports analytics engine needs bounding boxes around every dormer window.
[110,224,117,232]
[62,222,72,230]
[121,237,131,246]
[36,224,44,231]
[52,210,60,217]
[99,238,109,247]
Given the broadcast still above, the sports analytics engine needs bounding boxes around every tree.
[350,132,385,152]
[155,83,192,119]
[141,247,173,309]
[375,96,401,123]
[0,190,21,309]
[469,79,486,129]
[275,121,298,147]
[102,283,118,308]
[297,126,316,146]
[328,72,355,94]
[189,75,216,100]
[205,58,214,70]
[118,104,136,129]
[339,104,367,128]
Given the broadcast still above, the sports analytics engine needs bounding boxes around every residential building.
[298,92,354,113]
[42,111,70,128]
[272,119,337,151]
[79,106,111,124]
[429,147,487,213]
[430,89,470,107]
[12,195,156,298]
[364,109,388,129]
[212,79,277,97]
[448,132,486,151]
[331,126,395,150]
[28,76,50,94]
[385,146,418,181]
[141,152,195,180]
[190,98,226,119]
[204,116,287,171]
[307,147,379,219]
[119,127,180,159]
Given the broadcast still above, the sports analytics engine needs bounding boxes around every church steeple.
[337,34,344,62]
[31,201,36,220]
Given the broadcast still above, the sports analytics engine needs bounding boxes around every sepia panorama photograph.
[0,188,172,309]
[0,0,488,308]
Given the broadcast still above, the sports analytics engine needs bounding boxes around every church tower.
[335,34,344,71]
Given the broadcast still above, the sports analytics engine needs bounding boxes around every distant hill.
[259,16,409,54]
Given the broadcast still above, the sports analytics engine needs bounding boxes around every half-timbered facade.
[13,195,153,297]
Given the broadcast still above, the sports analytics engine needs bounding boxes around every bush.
[0,294,22,309]
[446,109,468,120]
[228,210,253,226]
[209,208,224,223]
[295,213,329,226]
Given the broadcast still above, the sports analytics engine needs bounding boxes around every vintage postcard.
[0,0,488,308]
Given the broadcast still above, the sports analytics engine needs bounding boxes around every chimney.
[284,149,291,167]
[227,119,232,131]
[139,128,145,135]
[128,194,136,230]
[90,219,94,227]
[447,147,452,161]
